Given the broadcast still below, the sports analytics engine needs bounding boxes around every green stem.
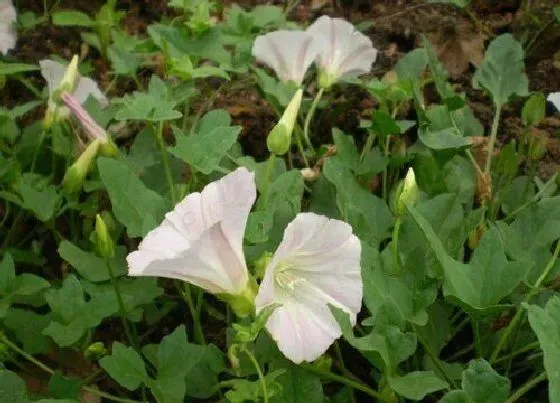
[106,260,137,350]
[416,331,456,389]
[493,341,541,364]
[382,135,391,201]
[259,153,276,209]
[1,334,143,402]
[505,372,546,403]
[178,282,205,344]
[360,131,376,161]
[155,122,177,204]
[473,320,483,358]
[1,211,24,250]
[18,77,43,98]
[392,217,403,273]
[490,240,560,363]
[243,347,268,403]
[504,173,558,222]
[484,104,502,174]
[30,128,48,173]
[303,88,324,149]
[301,364,391,402]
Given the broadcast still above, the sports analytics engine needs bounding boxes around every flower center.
[274,261,305,294]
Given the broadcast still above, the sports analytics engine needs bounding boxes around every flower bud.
[95,214,115,259]
[394,168,419,216]
[84,342,108,361]
[267,89,303,155]
[528,131,548,162]
[62,139,101,194]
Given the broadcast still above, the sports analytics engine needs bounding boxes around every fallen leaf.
[427,23,486,79]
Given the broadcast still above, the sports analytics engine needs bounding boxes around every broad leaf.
[97,157,168,238]
[100,342,148,391]
[388,371,448,400]
[473,34,528,106]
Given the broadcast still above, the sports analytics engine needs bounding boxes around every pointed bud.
[267,89,303,155]
[58,55,80,95]
[62,139,101,194]
[396,168,419,216]
[95,214,115,259]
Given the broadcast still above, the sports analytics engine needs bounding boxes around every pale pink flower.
[127,167,256,296]
[306,16,377,88]
[252,30,319,85]
[0,0,17,55]
[256,213,362,363]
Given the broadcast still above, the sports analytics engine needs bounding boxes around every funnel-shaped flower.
[549,92,560,112]
[252,30,319,85]
[40,57,108,126]
[127,167,257,314]
[306,16,377,89]
[0,0,16,55]
[255,213,362,363]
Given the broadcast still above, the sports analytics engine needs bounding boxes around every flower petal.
[40,59,108,107]
[75,77,109,107]
[252,30,319,85]
[40,60,66,96]
[549,92,560,112]
[0,0,16,55]
[256,212,362,363]
[306,16,377,80]
[264,292,342,363]
[127,167,256,295]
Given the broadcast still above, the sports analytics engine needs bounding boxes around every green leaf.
[4,308,51,354]
[422,35,455,100]
[395,48,428,83]
[522,92,546,127]
[97,157,168,238]
[473,34,528,107]
[0,252,16,293]
[426,0,470,8]
[388,371,448,400]
[170,110,241,175]
[323,157,393,247]
[526,296,560,403]
[100,342,148,391]
[58,241,127,282]
[43,275,116,346]
[16,174,59,222]
[407,205,529,315]
[48,372,81,400]
[52,10,96,26]
[0,370,28,403]
[108,45,139,76]
[116,76,182,122]
[0,62,39,75]
[269,362,324,403]
[331,306,417,372]
[419,127,470,150]
[461,359,510,403]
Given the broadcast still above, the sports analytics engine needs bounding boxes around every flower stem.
[505,372,546,403]
[259,153,276,209]
[484,104,502,174]
[106,260,137,350]
[30,128,48,173]
[176,282,205,344]
[242,347,268,403]
[303,88,324,149]
[490,240,560,363]
[473,320,483,358]
[416,331,456,389]
[493,341,540,364]
[392,217,403,274]
[0,333,144,403]
[301,364,391,402]
[155,121,177,204]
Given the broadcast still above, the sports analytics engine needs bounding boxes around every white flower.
[549,92,560,112]
[252,30,319,85]
[255,213,362,363]
[127,167,256,298]
[306,16,377,88]
[40,57,108,108]
[0,0,17,55]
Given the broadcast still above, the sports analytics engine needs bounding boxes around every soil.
[5,0,560,401]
